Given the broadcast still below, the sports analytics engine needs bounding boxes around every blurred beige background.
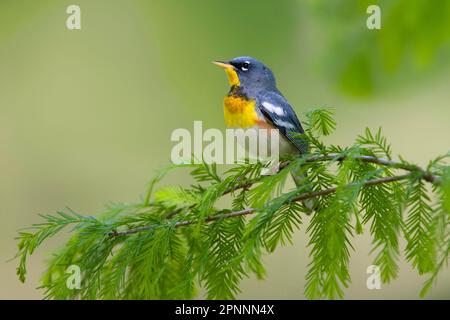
[1,0,449,299]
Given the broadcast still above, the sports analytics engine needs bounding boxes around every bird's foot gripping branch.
[15,109,450,299]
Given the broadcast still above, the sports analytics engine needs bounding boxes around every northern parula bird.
[213,56,314,211]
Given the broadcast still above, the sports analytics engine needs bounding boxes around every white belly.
[228,126,298,162]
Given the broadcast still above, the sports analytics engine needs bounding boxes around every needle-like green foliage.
[14,109,450,299]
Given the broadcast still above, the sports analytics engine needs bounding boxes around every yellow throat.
[213,61,259,128]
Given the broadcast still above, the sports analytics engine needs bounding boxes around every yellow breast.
[223,95,259,128]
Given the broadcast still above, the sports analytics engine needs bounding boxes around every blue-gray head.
[213,56,276,90]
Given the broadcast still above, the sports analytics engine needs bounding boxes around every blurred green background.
[1,0,450,299]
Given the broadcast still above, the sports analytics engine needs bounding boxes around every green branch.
[110,173,415,238]
[13,108,450,300]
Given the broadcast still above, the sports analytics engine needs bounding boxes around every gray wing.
[257,91,308,154]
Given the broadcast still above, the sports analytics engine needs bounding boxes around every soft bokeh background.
[1,0,449,299]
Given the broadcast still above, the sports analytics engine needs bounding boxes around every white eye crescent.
[241,61,250,71]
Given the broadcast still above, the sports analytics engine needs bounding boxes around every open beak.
[212,60,240,86]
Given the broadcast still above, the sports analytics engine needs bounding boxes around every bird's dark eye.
[241,62,250,71]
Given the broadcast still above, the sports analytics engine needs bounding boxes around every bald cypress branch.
[110,174,413,237]
[221,153,440,197]
[14,109,450,300]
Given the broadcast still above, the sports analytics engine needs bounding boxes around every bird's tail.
[291,167,317,215]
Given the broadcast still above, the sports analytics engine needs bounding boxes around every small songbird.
[213,56,314,211]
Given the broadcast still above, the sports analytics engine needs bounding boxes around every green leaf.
[305,108,336,136]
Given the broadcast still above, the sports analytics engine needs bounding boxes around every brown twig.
[306,153,440,184]
[220,153,439,198]
[121,153,440,237]
[109,173,412,237]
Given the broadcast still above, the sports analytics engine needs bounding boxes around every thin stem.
[221,153,440,197]
[308,153,440,184]
[143,153,440,225]
[109,173,412,237]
